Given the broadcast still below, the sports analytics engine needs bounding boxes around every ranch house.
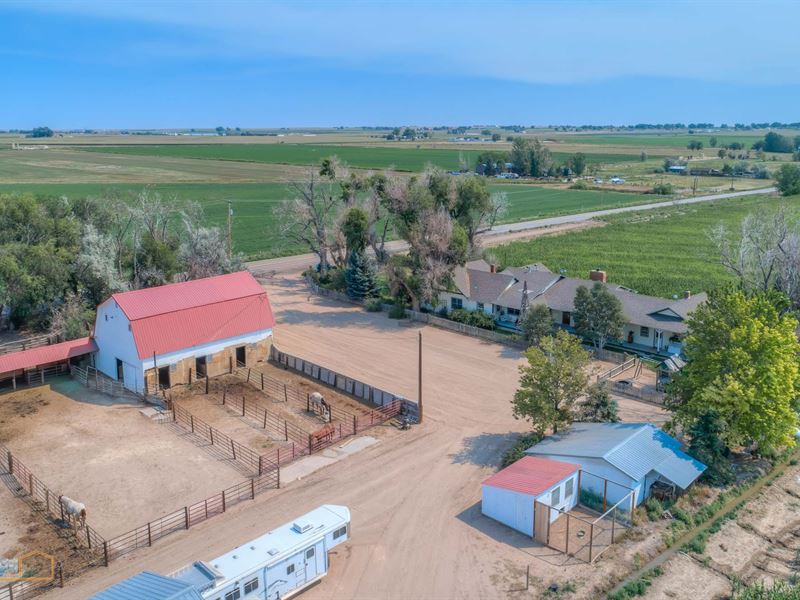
[437,260,706,358]
[525,422,707,507]
[93,271,275,394]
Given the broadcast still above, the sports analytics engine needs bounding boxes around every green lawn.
[493,193,798,298]
[0,182,655,260]
[78,144,640,172]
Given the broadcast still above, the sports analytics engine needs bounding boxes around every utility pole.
[417,331,423,423]
[227,201,233,258]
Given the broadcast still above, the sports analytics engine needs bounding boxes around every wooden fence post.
[588,523,594,562]
[283,384,288,403]
[258,455,263,476]
[189,367,192,384]
[205,375,209,394]
[308,434,313,454]
[277,464,281,489]
[229,356,232,374]
[184,506,190,529]
[284,421,288,441]
[353,415,357,433]
[221,491,226,513]
[103,541,109,566]
[230,439,236,460]
[86,526,92,549]
[7,449,12,474]
[306,393,310,412]
[222,388,227,405]
[59,495,65,522]
[242,397,246,417]
[565,514,570,555]
[262,409,267,430]
[210,428,214,446]
[28,473,34,495]
[147,522,152,546]
[261,373,264,390]
[251,478,255,499]
[190,415,195,433]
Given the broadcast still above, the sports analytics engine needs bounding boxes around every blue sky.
[1,1,799,129]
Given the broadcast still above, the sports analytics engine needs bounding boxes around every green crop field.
[550,133,774,148]
[78,144,640,172]
[493,193,799,298]
[0,182,654,260]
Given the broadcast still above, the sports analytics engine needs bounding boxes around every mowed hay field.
[0,182,654,259]
[493,193,797,298]
[78,144,640,171]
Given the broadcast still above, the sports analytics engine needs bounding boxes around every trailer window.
[224,589,241,600]
[306,547,315,559]
[244,578,259,594]
[333,525,347,540]
[287,564,295,575]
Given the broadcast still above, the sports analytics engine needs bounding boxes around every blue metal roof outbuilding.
[90,571,203,600]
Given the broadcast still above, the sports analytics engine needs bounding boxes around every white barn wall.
[93,299,143,393]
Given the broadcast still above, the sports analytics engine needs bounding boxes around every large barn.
[92,271,275,394]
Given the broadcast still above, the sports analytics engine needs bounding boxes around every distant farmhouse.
[438,260,706,358]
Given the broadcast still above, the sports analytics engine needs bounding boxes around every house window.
[287,564,295,575]
[551,486,561,505]
[244,578,259,594]
[640,326,650,338]
[562,311,571,325]
[450,297,463,310]
[507,308,520,316]
[224,589,241,600]
[565,477,574,499]
[306,547,315,559]
[333,525,347,540]
[477,302,484,311]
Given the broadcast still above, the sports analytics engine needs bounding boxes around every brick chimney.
[490,264,497,274]
[684,290,692,299]
[589,269,607,283]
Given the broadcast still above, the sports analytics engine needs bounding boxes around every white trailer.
[170,505,350,600]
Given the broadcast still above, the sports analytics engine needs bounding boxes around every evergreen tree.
[345,250,378,299]
[579,382,620,422]
[687,410,736,486]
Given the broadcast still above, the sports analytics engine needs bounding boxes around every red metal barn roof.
[0,337,97,375]
[108,272,275,359]
[482,456,580,496]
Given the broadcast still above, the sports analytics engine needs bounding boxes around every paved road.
[247,187,775,276]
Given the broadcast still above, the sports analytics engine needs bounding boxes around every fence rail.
[0,331,63,356]
[609,381,666,405]
[596,357,637,382]
[0,364,70,392]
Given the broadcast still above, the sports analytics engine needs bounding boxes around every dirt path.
[45,276,669,600]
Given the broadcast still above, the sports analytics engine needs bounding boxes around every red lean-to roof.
[482,456,580,496]
[0,337,97,375]
[109,272,275,360]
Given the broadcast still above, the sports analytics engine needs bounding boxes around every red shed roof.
[108,272,275,359]
[482,456,580,496]
[0,337,97,375]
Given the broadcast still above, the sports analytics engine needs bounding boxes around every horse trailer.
[91,505,351,600]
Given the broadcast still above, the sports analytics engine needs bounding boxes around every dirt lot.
[0,379,247,538]
[48,274,671,600]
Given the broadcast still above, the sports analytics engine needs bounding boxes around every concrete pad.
[281,436,379,483]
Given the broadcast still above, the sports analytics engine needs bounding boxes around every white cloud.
[9,0,800,85]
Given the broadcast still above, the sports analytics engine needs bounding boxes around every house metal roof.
[525,422,706,489]
[482,456,580,497]
[91,571,203,600]
[0,337,97,375]
[105,272,275,360]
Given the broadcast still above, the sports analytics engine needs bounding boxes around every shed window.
[565,477,574,499]
[244,578,259,594]
[640,326,650,337]
[551,486,561,505]
[225,589,241,600]
[287,564,295,575]
[477,302,484,311]
[333,525,347,540]
[450,297,463,310]
[306,547,315,559]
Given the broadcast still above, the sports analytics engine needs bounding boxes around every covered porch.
[0,337,96,391]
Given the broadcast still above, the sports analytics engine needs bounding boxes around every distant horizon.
[1,1,799,129]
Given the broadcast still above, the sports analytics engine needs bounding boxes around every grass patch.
[493,193,800,297]
[606,567,663,600]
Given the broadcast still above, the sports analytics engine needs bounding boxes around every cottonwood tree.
[512,330,590,435]
[687,410,736,486]
[710,207,800,308]
[277,167,340,276]
[668,287,800,451]
[573,282,625,351]
[179,217,242,280]
[451,177,507,254]
[49,292,94,340]
[75,224,127,304]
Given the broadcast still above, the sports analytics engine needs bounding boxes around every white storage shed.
[481,456,580,537]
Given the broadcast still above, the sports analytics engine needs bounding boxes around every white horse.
[309,392,330,419]
[59,496,86,528]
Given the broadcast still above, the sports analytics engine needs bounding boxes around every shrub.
[364,298,384,312]
[606,567,663,600]
[644,498,664,521]
[449,308,496,330]
[651,183,674,195]
[388,303,407,319]
[672,506,694,527]
[579,488,604,512]
[501,432,543,467]
[569,180,590,190]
